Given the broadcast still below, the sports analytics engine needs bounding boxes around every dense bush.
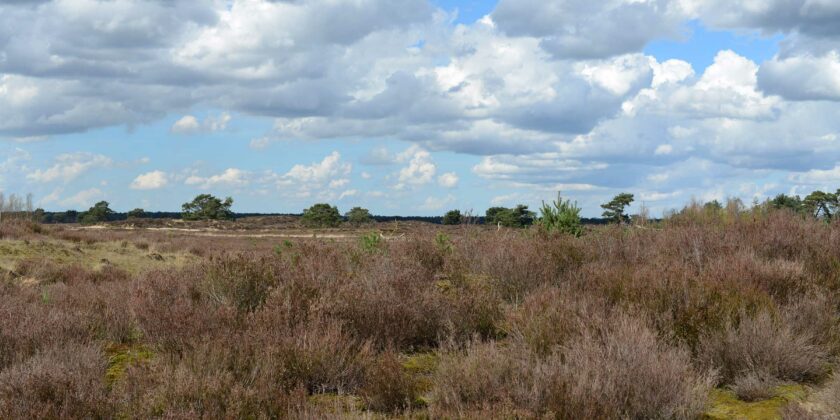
[442,209,462,225]
[537,193,582,236]
[301,203,342,227]
[485,205,535,227]
[181,194,234,221]
[2,208,840,417]
[345,206,373,226]
[79,201,115,225]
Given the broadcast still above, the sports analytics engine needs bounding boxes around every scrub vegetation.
[3,198,840,418]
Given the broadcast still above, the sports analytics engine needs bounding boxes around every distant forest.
[34,211,612,226]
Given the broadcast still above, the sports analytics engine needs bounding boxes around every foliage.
[601,193,634,224]
[442,209,462,225]
[301,203,342,227]
[8,208,840,417]
[181,194,234,221]
[485,205,535,228]
[345,206,373,226]
[127,208,145,219]
[360,232,384,253]
[79,201,114,225]
[435,232,453,253]
[770,194,803,213]
[803,190,838,220]
[537,193,582,236]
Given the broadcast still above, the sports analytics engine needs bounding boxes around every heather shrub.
[130,267,239,352]
[0,285,100,370]
[254,318,374,394]
[200,254,279,312]
[0,344,111,418]
[329,244,447,349]
[332,270,444,349]
[431,341,528,414]
[812,373,840,416]
[114,317,372,417]
[465,233,580,302]
[14,258,86,284]
[0,219,45,239]
[729,371,779,401]
[441,276,505,342]
[360,350,421,412]
[433,316,711,418]
[782,294,840,355]
[503,285,601,356]
[533,316,713,419]
[699,311,830,387]
[391,236,446,276]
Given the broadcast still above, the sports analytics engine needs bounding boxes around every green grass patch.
[105,343,154,387]
[704,384,809,420]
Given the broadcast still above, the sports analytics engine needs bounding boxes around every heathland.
[3,204,840,419]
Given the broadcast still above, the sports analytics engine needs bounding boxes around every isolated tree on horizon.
[538,193,582,236]
[80,201,115,225]
[601,193,634,224]
[345,206,373,226]
[770,194,803,213]
[301,203,342,227]
[442,209,462,225]
[803,190,837,220]
[485,205,536,228]
[182,194,234,221]
[127,208,146,219]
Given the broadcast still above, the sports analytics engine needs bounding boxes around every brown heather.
[3,208,840,417]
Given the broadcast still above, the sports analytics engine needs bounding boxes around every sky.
[1,0,840,217]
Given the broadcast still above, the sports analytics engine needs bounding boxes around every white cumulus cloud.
[131,170,169,190]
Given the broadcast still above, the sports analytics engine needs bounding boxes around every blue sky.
[1,0,840,217]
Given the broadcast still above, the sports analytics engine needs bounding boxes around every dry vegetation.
[3,207,840,418]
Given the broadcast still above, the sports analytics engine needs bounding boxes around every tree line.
[8,188,840,229]
[0,192,638,230]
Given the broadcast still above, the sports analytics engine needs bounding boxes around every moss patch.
[307,393,365,414]
[704,384,809,420]
[400,353,439,408]
[105,343,153,387]
[402,353,438,375]
[0,239,192,277]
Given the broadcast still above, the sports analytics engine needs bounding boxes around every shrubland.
[3,207,840,418]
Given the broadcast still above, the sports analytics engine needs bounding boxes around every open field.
[3,209,840,419]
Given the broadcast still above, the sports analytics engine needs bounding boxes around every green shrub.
[485,205,535,228]
[442,210,462,225]
[359,232,384,253]
[79,201,114,225]
[346,207,373,226]
[301,203,341,228]
[181,194,234,221]
[435,232,453,253]
[537,193,582,236]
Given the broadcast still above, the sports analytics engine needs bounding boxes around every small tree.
[803,191,838,220]
[769,194,802,213]
[345,207,373,226]
[485,205,535,228]
[485,207,507,226]
[302,203,341,227]
[442,209,462,225]
[79,201,114,225]
[127,208,146,219]
[182,194,234,221]
[539,193,582,236]
[601,193,634,224]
